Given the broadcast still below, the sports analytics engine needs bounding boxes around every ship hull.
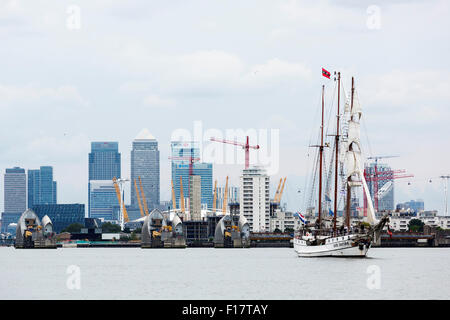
[294,235,370,257]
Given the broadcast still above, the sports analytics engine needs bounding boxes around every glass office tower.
[131,129,160,211]
[170,141,213,210]
[28,166,57,208]
[1,167,27,232]
[88,142,121,217]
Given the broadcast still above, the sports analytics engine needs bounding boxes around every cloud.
[119,51,311,98]
[279,0,363,30]
[142,94,176,108]
[0,84,89,109]
[268,27,293,40]
[2,133,90,164]
[242,58,312,88]
[363,70,450,106]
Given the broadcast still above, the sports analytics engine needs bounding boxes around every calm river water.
[1,247,449,299]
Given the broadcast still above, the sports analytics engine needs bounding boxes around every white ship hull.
[294,234,370,257]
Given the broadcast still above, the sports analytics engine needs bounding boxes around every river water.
[0,247,448,299]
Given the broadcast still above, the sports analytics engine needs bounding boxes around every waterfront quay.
[8,227,447,249]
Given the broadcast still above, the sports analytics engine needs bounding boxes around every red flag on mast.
[322,68,331,79]
[387,226,393,238]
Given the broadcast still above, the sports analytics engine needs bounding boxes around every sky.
[0,0,449,215]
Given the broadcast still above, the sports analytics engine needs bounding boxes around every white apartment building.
[269,209,303,232]
[239,167,270,232]
[387,210,450,231]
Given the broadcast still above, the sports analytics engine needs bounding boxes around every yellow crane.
[179,176,185,214]
[134,178,145,218]
[276,177,287,203]
[112,177,129,225]
[171,179,177,211]
[222,176,229,214]
[138,176,149,215]
[212,180,217,212]
[273,178,282,202]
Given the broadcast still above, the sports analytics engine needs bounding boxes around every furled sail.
[344,89,377,225]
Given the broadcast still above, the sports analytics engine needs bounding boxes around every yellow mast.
[274,178,282,202]
[134,179,145,217]
[212,180,217,212]
[222,176,228,214]
[179,176,185,214]
[112,177,129,223]
[138,176,149,215]
[277,177,287,203]
[171,179,177,210]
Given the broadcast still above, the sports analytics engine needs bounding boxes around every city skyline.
[0,1,449,215]
[0,132,448,217]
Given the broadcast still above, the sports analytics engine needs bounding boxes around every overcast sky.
[0,0,449,215]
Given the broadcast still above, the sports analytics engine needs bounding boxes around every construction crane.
[138,176,149,215]
[212,180,218,212]
[169,156,200,177]
[112,177,129,230]
[365,155,399,212]
[363,164,414,213]
[210,136,260,169]
[222,176,229,214]
[134,178,145,218]
[171,179,177,211]
[273,178,282,202]
[274,177,286,203]
[179,176,186,214]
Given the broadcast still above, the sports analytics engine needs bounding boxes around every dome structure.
[14,209,57,249]
[141,209,186,248]
[214,214,250,248]
[171,213,183,235]
[41,215,53,234]
[142,209,166,246]
[16,209,41,239]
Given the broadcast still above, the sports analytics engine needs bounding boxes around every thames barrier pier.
[14,209,57,249]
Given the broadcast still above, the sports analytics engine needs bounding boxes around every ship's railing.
[295,228,368,238]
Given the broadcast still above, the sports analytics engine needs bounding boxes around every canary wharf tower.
[131,129,160,211]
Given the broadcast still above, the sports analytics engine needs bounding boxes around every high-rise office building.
[28,166,57,208]
[4,167,26,212]
[1,167,27,232]
[131,129,160,211]
[171,141,212,209]
[89,142,121,180]
[239,167,270,232]
[365,163,394,212]
[88,142,121,217]
[172,163,213,210]
[89,180,119,221]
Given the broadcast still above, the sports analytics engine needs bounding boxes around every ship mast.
[345,77,355,229]
[318,85,325,228]
[333,72,340,234]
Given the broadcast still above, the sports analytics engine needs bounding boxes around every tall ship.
[294,72,389,257]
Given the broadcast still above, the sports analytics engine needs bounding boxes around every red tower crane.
[209,136,260,169]
[363,155,414,214]
[168,156,200,177]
